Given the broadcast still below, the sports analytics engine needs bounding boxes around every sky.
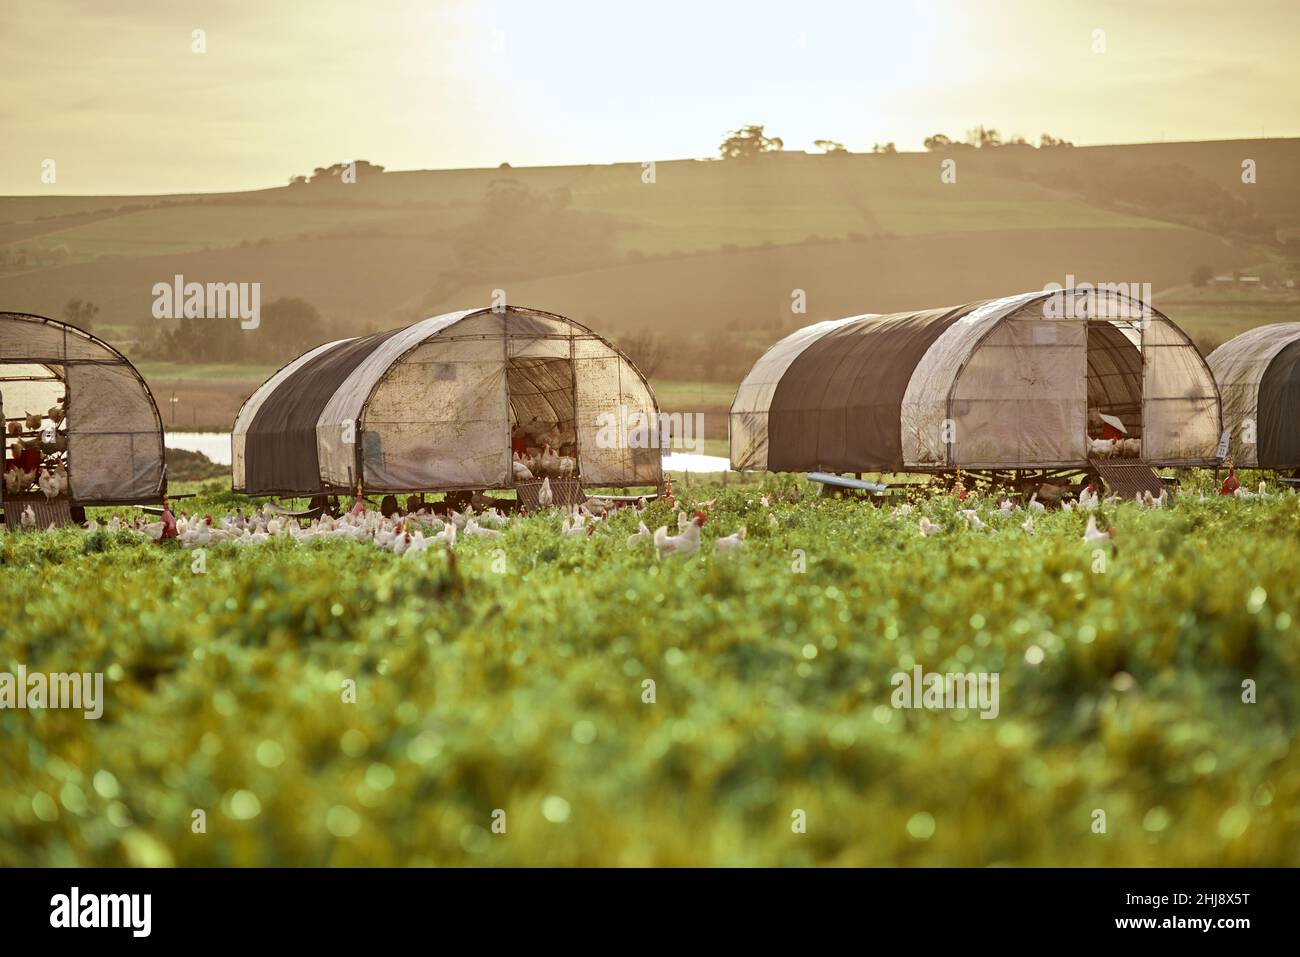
[3,0,1299,194]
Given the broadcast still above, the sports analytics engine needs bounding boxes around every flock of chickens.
[512,445,577,483]
[1086,436,1143,458]
[18,491,748,560]
[907,468,1275,544]
[3,400,69,499]
[3,436,1276,558]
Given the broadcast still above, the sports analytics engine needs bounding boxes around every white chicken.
[4,468,36,495]
[537,445,560,477]
[1083,515,1114,543]
[20,504,36,529]
[1088,437,1115,457]
[960,509,988,530]
[401,529,432,559]
[433,521,457,548]
[512,454,534,481]
[713,526,746,553]
[536,444,577,479]
[1077,485,1099,511]
[654,511,705,558]
[180,516,212,549]
[626,521,652,548]
[537,476,554,508]
[1021,515,1035,535]
[561,511,589,537]
[1028,493,1046,514]
[464,519,501,539]
[38,469,60,500]
[918,516,942,537]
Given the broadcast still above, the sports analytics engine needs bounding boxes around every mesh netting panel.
[573,337,661,485]
[361,334,509,490]
[1141,318,1221,463]
[64,363,163,500]
[949,317,1087,466]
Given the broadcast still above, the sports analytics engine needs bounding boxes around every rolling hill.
[1,139,1296,408]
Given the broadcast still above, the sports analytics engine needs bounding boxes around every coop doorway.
[1085,320,1143,457]
[2,362,70,523]
[506,355,578,462]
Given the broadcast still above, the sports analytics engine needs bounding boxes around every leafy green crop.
[1,478,1297,866]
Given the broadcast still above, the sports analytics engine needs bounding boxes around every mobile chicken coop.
[232,306,662,499]
[1,312,167,524]
[1207,323,1300,471]
[730,290,1223,492]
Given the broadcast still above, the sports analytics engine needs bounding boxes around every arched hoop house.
[1207,323,1300,470]
[232,307,662,495]
[731,290,1222,473]
[1,312,166,504]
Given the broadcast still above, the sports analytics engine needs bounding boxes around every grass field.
[2,476,1297,866]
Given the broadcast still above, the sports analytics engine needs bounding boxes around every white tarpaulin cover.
[0,312,165,504]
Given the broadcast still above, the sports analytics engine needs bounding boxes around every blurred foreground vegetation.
[1,475,1298,866]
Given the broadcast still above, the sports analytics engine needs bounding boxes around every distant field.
[1,204,420,263]
[136,361,282,383]
[1160,303,1300,352]
[652,380,737,409]
[0,234,455,330]
[449,226,1248,340]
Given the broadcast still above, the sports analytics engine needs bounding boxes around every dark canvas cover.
[1257,338,1300,469]
[243,329,403,493]
[765,304,977,471]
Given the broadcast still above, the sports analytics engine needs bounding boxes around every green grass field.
[2,476,1297,866]
[135,361,283,384]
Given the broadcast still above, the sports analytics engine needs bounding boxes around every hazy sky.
[4,0,1298,194]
